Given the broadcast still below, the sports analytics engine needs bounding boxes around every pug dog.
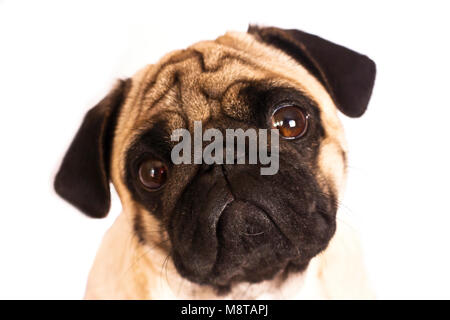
[55,26,376,299]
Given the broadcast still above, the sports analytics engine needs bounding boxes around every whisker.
[161,250,172,286]
[240,231,264,236]
[120,236,171,283]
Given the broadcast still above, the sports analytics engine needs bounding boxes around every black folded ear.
[54,79,131,218]
[248,25,376,117]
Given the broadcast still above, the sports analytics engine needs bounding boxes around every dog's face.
[55,26,375,291]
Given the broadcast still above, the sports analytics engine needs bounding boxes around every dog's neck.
[84,211,372,299]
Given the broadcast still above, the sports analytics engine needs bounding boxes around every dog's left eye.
[271,105,308,139]
[138,159,168,191]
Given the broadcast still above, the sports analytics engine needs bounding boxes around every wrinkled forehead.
[114,31,341,158]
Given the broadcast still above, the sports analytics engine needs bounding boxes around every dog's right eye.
[138,159,168,191]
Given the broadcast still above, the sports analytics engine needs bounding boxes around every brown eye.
[271,105,308,139]
[138,159,168,191]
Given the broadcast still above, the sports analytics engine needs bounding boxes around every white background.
[1,0,449,299]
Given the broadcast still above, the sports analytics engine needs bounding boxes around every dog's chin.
[170,199,334,291]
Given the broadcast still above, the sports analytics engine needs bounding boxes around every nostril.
[218,202,273,246]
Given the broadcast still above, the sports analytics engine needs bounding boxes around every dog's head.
[55,26,375,291]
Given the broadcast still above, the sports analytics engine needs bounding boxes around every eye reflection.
[138,159,168,191]
[271,105,308,139]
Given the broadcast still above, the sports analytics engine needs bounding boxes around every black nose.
[212,200,294,285]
